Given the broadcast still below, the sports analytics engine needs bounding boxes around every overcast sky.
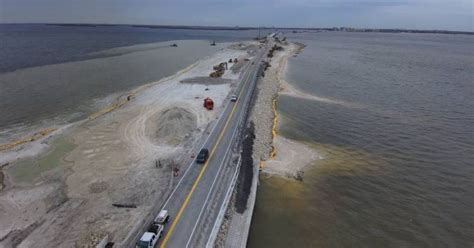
[0,0,472,31]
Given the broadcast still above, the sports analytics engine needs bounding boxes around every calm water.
[249,32,474,247]
[0,24,258,73]
[0,24,258,135]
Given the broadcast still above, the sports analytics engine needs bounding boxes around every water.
[0,24,258,135]
[0,24,258,73]
[249,32,474,247]
[7,137,76,183]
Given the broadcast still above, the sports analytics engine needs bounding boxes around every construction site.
[0,40,262,247]
[0,32,306,247]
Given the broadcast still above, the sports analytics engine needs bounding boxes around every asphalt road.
[154,40,269,248]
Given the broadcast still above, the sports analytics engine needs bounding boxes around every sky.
[0,0,472,31]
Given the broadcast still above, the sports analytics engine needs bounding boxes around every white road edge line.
[185,51,259,246]
[185,92,246,248]
[186,83,250,247]
[206,156,241,248]
[162,62,252,209]
[205,54,262,248]
[162,113,221,208]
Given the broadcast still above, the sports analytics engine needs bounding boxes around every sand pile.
[150,107,197,146]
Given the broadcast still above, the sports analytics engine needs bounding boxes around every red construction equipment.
[203,97,214,110]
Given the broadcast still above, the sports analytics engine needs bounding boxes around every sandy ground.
[246,41,320,179]
[256,51,325,179]
[261,136,321,179]
[0,41,256,247]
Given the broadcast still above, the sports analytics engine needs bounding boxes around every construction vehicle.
[136,223,163,248]
[210,62,227,78]
[203,97,214,110]
[213,62,227,70]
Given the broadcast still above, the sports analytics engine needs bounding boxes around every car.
[230,95,238,102]
[154,210,170,225]
[196,148,209,164]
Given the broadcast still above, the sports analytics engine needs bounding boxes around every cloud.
[0,0,472,31]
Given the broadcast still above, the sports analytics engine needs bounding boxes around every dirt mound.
[149,107,197,146]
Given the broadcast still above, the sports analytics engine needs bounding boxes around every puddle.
[7,137,76,183]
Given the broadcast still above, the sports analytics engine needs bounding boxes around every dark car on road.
[196,148,209,164]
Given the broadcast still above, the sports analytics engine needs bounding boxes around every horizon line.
[1,22,473,34]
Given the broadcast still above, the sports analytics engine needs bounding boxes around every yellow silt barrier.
[269,97,278,159]
[88,93,134,120]
[0,128,57,151]
[0,61,202,152]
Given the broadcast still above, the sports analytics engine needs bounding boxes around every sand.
[247,41,321,180]
[0,41,255,247]
[261,136,321,179]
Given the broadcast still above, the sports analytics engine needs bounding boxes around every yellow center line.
[160,60,256,248]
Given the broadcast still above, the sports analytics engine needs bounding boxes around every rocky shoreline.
[215,40,305,247]
[250,41,305,175]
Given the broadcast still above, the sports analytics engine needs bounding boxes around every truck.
[136,223,163,248]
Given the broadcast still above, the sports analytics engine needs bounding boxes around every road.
[154,40,269,248]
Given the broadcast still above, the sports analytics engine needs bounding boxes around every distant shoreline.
[1,23,473,35]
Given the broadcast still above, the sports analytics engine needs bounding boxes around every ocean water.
[0,24,258,136]
[249,32,474,247]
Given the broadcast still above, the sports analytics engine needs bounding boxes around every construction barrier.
[0,128,57,151]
